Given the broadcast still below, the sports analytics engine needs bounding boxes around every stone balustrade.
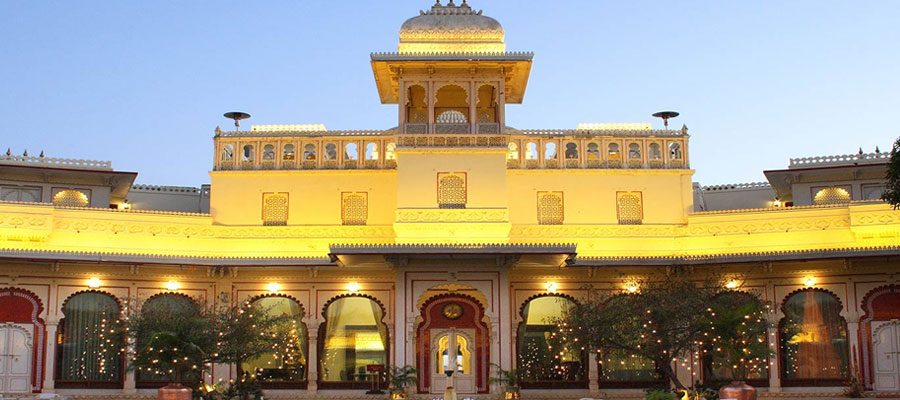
[702,182,772,192]
[0,154,112,171]
[789,151,889,168]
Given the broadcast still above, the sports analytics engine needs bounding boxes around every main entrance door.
[873,320,900,391]
[416,295,490,394]
[0,323,33,393]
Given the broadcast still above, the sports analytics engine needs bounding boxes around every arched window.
[628,143,641,160]
[608,143,620,160]
[406,84,427,124]
[136,294,200,387]
[283,144,295,160]
[669,143,682,159]
[385,143,396,161]
[702,291,769,386]
[508,142,519,160]
[344,143,358,161]
[303,144,317,160]
[364,143,378,161]
[780,289,849,385]
[518,296,586,388]
[438,173,466,209]
[56,291,123,388]
[222,144,234,161]
[598,295,662,388]
[242,145,254,162]
[565,143,578,159]
[319,296,388,389]
[242,296,308,387]
[586,143,600,160]
[544,143,557,160]
[436,333,472,375]
[262,144,275,161]
[813,187,851,205]
[324,143,337,160]
[525,142,538,160]
[648,143,662,160]
[53,190,89,207]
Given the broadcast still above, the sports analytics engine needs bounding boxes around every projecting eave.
[764,162,889,203]
[0,249,335,267]
[572,246,900,267]
[370,52,533,104]
[329,243,575,268]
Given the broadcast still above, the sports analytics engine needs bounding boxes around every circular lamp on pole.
[223,111,251,130]
[651,111,679,129]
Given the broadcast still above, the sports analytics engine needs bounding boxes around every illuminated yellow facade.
[0,1,899,398]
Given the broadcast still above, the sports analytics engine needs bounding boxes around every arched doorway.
[416,294,489,394]
[240,294,308,389]
[0,288,44,393]
[861,285,900,390]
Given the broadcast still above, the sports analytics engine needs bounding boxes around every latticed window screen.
[262,193,289,226]
[813,187,851,205]
[537,192,564,225]
[52,189,89,207]
[617,192,643,225]
[438,173,466,209]
[342,193,368,225]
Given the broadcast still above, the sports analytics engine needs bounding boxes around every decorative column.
[767,316,781,392]
[398,80,407,134]
[307,322,320,394]
[427,81,435,134]
[41,321,58,392]
[497,79,506,133]
[469,80,477,133]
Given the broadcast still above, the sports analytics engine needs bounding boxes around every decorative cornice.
[573,245,900,266]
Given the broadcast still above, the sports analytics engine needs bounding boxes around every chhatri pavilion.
[0,1,898,398]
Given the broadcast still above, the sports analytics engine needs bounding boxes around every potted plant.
[489,363,520,400]
[707,292,773,400]
[387,365,418,399]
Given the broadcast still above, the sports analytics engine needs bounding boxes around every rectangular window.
[861,184,884,201]
[1,186,42,202]
[616,191,643,225]
[437,172,467,209]
[537,191,564,225]
[341,192,368,225]
[262,192,289,226]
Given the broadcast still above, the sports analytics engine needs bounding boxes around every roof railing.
[0,154,112,171]
[789,151,889,168]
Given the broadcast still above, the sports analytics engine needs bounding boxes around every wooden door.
[0,323,33,393]
[873,320,900,391]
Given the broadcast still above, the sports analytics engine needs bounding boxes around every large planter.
[158,383,192,400]
[504,386,521,400]
[718,381,757,400]
[390,391,409,400]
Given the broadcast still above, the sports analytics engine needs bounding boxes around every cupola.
[399,0,505,54]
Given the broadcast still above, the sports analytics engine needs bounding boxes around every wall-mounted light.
[117,201,131,210]
[346,282,360,293]
[772,198,782,208]
[546,282,558,293]
[626,284,639,293]
[267,282,281,293]
[725,280,740,289]
[87,277,102,288]
[166,281,181,291]
[804,276,816,287]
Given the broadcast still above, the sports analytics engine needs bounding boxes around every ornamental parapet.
[789,151,889,168]
[0,154,112,171]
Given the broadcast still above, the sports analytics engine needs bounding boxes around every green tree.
[704,291,773,382]
[882,137,900,209]
[561,271,721,390]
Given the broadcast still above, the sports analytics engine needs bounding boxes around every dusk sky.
[2,1,898,187]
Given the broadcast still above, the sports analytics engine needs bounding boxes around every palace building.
[0,1,899,398]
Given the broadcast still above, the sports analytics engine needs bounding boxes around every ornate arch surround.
[859,285,900,389]
[0,288,45,392]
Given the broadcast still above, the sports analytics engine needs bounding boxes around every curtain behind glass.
[321,297,387,382]
[242,297,307,383]
[57,292,122,382]
[781,290,849,380]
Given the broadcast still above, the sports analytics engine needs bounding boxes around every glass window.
[518,296,585,387]
[242,296,308,385]
[780,289,849,383]
[436,334,471,375]
[320,297,388,384]
[136,294,200,386]
[56,292,123,386]
[702,291,769,384]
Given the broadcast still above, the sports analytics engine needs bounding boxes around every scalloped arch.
[61,289,123,311]
[142,291,198,308]
[417,284,488,313]
[420,292,485,316]
[517,292,578,319]
[860,284,899,321]
[320,293,386,321]
[247,293,307,318]
[0,287,45,317]
[780,287,844,314]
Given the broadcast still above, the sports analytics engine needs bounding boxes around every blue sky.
[2,1,898,187]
